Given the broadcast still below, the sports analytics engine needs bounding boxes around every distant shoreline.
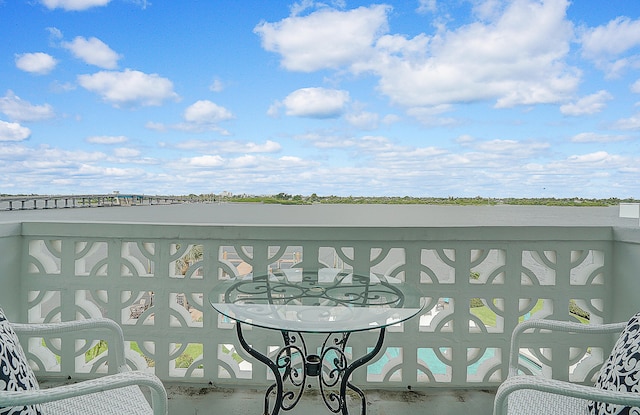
[4,193,636,207]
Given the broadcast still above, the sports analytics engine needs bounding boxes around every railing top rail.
[15,220,616,242]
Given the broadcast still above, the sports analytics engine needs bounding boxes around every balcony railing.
[2,217,638,393]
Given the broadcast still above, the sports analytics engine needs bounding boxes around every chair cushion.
[0,307,42,414]
[587,312,640,415]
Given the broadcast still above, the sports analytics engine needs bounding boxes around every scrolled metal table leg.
[319,328,386,415]
[235,322,284,415]
[235,324,308,414]
[341,327,386,415]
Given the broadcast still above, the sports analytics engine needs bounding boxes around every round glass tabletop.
[209,268,424,333]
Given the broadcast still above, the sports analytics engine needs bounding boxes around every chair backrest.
[587,312,640,414]
[0,307,43,413]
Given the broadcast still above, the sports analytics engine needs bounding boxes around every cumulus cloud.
[406,105,457,126]
[255,5,390,72]
[567,151,622,165]
[612,113,640,130]
[473,139,550,157]
[416,0,437,14]
[0,120,31,141]
[86,135,128,144]
[187,155,225,167]
[63,36,121,69]
[560,90,613,116]
[570,132,632,143]
[175,139,281,153]
[257,0,579,109]
[631,79,640,93]
[581,17,640,57]
[281,87,350,118]
[15,53,58,75]
[77,69,179,107]
[0,91,55,122]
[113,147,141,157]
[184,100,233,124]
[40,0,111,11]
[374,0,577,108]
[179,153,307,171]
[345,110,379,130]
[147,100,234,134]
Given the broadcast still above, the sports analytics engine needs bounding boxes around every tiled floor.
[165,384,497,415]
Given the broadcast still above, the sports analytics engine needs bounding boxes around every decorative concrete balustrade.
[3,218,636,395]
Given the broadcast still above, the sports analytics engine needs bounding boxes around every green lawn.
[470,299,588,326]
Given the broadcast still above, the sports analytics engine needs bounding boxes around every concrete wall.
[612,227,640,322]
[0,222,23,321]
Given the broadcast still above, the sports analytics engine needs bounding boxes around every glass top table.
[209,268,423,333]
[209,268,424,415]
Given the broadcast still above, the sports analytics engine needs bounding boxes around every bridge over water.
[0,194,191,210]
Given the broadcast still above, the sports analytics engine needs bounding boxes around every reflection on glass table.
[209,268,424,415]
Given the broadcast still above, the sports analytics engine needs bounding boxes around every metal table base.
[236,323,386,415]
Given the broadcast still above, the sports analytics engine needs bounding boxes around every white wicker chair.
[493,317,640,415]
[0,316,167,415]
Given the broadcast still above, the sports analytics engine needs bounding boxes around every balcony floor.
[164,383,497,415]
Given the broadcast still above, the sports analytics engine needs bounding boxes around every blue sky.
[1,0,640,197]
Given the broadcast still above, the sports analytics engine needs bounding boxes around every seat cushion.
[0,307,43,414]
[41,385,152,415]
[508,388,588,414]
[587,312,640,415]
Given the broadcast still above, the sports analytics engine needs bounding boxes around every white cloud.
[47,27,63,41]
[209,78,225,92]
[612,113,640,130]
[175,139,281,153]
[570,132,632,143]
[579,17,640,77]
[376,0,578,108]
[50,81,76,93]
[406,105,458,126]
[113,147,141,157]
[560,90,613,116]
[254,4,390,72]
[187,155,225,167]
[282,87,350,118]
[77,69,179,107]
[567,151,623,165]
[473,139,550,157]
[345,110,379,130]
[416,0,436,14]
[86,135,128,144]
[0,120,31,141]
[184,100,233,124]
[258,0,578,109]
[580,17,640,59]
[0,91,55,122]
[148,100,234,134]
[40,0,111,11]
[15,53,58,75]
[63,36,121,69]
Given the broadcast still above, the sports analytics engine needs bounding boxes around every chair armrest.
[508,319,627,376]
[0,371,167,415]
[12,318,127,372]
[493,375,640,415]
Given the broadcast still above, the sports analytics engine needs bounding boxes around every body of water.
[0,202,635,227]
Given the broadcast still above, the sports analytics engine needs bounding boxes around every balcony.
[1,203,639,414]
